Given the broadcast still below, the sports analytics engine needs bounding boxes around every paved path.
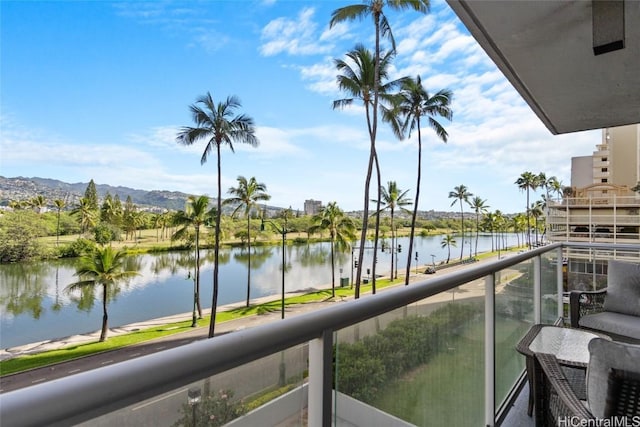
[0,254,508,394]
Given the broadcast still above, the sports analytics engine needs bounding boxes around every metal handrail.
[2,242,638,426]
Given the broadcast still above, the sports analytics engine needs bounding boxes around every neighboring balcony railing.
[1,242,639,427]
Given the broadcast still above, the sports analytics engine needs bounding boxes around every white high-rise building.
[547,124,640,244]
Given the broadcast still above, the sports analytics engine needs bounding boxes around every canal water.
[0,234,521,348]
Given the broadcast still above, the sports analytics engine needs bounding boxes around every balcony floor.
[501,382,534,427]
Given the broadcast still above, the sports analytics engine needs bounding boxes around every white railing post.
[308,330,332,427]
[485,273,496,427]
[534,256,541,324]
[557,247,564,320]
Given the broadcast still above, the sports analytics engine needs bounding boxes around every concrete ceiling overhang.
[447,0,640,135]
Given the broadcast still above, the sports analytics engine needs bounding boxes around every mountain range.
[0,176,197,212]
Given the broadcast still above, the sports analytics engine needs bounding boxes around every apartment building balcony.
[2,242,638,427]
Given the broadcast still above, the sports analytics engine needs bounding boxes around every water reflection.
[0,235,520,348]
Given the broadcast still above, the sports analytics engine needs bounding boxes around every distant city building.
[547,124,639,245]
[304,199,323,216]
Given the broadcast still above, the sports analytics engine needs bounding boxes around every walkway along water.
[0,234,522,350]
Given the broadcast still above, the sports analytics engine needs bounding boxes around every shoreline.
[0,250,517,362]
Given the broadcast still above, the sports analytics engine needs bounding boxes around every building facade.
[547,124,640,245]
[304,199,322,216]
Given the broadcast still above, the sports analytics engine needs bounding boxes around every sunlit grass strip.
[1,285,361,376]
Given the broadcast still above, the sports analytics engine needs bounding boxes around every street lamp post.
[187,387,201,426]
[261,218,287,319]
[186,272,197,327]
[430,254,436,267]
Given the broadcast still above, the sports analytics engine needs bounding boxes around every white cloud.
[259,7,331,56]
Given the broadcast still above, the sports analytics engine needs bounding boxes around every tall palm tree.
[441,234,456,264]
[389,75,452,285]
[172,195,213,319]
[177,93,258,338]
[530,200,545,245]
[511,213,527,249]
[448,185,473,261]
[330,1,429,297]
[66,246,138,342]
[375,181,412,280]
[469,196,489,257]
[333,44,404,298]
[310,202,356,297]
[225,176,271,307]
[515,171,539,249]
[53,199,66,246]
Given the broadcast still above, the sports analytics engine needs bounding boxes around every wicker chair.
[535,338,640,427]
[570,260,640,343]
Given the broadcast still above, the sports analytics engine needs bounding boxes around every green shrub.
[58,238,96,258]
[334,303,481,403]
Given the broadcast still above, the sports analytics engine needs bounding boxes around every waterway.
[0,234,521,349]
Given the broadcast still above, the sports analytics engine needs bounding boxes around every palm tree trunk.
[355,150,373,299]
[330,235,336,298]
[100,284,108,342]
[370,11,383,295]
[195,226,202,318]
[475,214,479,257]
[246,215,251,307]
[390,208,395,280]
[405,123,422,286]
[208,144,222,338]
[526,189,531,249]
[372,151,381,293]
[459,202,465,261]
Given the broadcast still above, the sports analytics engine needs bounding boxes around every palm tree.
[53,199,66,246]
[511,213,527,249]
[448,185,473,261]
[530,200,545,245]
[390,76,452,284]
[29,195,47,214]
[441,234,456,264]
[172,195,213,319]
[330,1,429,297]
[375,181,412,280]
[515,171,539,248]
[469,196,489,257]
[310,202,356,297]
[66,246,138,342]
[225,176,271,307]
[177,93,258,338]
[333,44,404,298]
[72,197,97,236]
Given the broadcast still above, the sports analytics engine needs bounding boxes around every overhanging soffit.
[447,0,640,135]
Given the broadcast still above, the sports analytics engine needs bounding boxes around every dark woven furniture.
[570,260,640,343]
[516,324,607,421]
[535,338,640,427]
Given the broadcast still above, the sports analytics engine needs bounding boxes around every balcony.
[1,242,639,427]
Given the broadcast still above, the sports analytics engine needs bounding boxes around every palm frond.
[329,4,369,28]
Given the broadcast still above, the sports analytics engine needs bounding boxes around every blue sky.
[1,0,600,214]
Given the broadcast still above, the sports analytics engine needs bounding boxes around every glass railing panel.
[333,284,486,427]
[494,258,534,410]
[75,345,308,427]
[540,251,561,324]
